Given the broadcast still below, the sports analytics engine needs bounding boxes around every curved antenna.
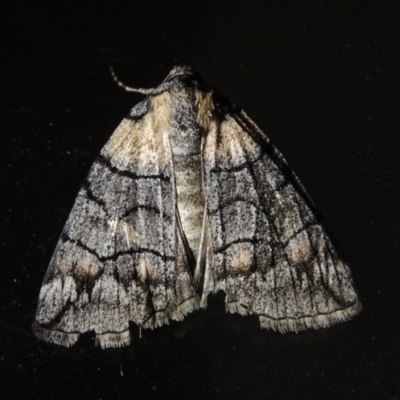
[109,67,164,96]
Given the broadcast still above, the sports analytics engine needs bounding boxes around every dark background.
[1,2,399,399]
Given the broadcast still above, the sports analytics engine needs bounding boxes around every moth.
[33,66,361,348]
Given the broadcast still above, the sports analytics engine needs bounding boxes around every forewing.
[33,95,198,348]
[201,107,361,333]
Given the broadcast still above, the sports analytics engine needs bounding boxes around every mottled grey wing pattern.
[34,67,361,348]
[33,98,198,348]
[200,105,361,333]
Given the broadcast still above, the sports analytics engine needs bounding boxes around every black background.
[1,2,400,399]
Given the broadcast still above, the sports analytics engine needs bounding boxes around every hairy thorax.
[168,88,205,259]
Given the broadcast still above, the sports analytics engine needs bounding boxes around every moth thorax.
[169,93,205,259]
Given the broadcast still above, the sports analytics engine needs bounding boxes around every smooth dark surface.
[1,3,399,399]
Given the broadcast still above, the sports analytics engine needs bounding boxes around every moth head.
[163,66,196,82]
[149,66,202,95]
[168,65,194,76]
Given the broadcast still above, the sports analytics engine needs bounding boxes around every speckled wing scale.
[33,66,361,348]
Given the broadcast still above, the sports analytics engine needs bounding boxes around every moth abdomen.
[168,87,206,259]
